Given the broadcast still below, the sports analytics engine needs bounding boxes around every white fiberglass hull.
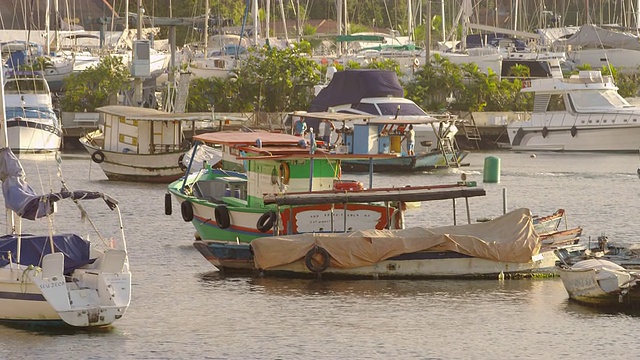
[0,251,131,327]
[507,123,640,152]
[6,119,62,153]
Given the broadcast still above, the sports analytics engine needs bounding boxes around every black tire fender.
[304,246,331,273]
[181,201,194,222]
[165,193,172,215]
[256,211,276,233]
[178,153,188,171]
[215,205,231,229]
[91,150,105,164]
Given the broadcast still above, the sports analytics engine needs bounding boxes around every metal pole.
[502,188,507,214]
[452,198,457,225]
[425,0,431,66]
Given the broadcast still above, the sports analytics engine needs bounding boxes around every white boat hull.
[7,119,62,153]
[266,249,559,279]
[80,139,186,182]
[0,250,131,327]
[507,123,640,152]
[558,259,640,307]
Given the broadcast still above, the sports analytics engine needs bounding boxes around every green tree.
[60,56,130,112]
[187,45,320,112]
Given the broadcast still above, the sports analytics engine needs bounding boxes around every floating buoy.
[483,156,501,183]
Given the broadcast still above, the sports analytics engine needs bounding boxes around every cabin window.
[546,94,566,111]
[354,103,380,115]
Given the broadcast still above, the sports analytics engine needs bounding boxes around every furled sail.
[0,148,116,220]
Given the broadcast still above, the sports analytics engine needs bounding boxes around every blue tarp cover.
[309,69,404,112]
[0,233,92,274]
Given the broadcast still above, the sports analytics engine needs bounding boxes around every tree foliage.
[405,54,533,113]
[187,44,320,112]
[60,56,131,112]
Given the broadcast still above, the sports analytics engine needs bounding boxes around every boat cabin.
[96,106,212,154]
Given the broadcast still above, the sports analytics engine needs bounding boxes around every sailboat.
[0,69,131,327]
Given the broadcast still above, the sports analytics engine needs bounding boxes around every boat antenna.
[394,105,400,119]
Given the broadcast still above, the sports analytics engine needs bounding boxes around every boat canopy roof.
[193,131,303,145]
[263,183,485,205]
[290,111,376,122]
[96,106,214,121]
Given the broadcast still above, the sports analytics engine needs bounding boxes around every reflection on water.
[1,151,640,358]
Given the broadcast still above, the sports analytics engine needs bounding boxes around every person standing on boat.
[404,124,415,156]
[322,119,335,147]
[294,117,308,137]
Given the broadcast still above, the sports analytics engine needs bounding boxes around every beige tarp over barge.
[251,208,541,270]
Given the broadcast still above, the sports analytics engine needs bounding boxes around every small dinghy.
[558,259,640,309]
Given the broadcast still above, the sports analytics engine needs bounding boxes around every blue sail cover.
[0,233,92,273]
[309,69,404,112]
[0,148,109,220]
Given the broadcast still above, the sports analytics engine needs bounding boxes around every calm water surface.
[1,151,639,359]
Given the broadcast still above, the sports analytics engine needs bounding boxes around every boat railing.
[150,143,183,153]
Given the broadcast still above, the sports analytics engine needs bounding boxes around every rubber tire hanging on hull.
[256,211,276,233]
[541,127,549,138]
[215,205,231,229]
[178,154,188,171]
[304,246,331,274]
[165,193,172,215]
[181,201,194,222]
[91,150,105,163]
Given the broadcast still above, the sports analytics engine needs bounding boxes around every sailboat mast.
[54,0,60,52]
[253,0,259,44]
[279,0,288,42]
[0,51,13,237]
[204,0,209,57]
[46,0,51,54]
[407,0,413,42]
[265,0,270,40]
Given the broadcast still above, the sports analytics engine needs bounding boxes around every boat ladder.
[438,137,461,168]
[461,118,482,146]
[172,72,192,113]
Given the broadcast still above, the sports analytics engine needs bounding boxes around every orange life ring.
[279,163,290,185]
[333,180,364,191]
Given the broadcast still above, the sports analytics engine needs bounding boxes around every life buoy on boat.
[91,150,105,164]
[570,125,578,138]
[256,210,277,233]
[279,163,290,185]
[333,180,364,191]
[541,127,549,138]
[304,246,331,273]
[215,205,231,229]
[181,201,194,222]
[164,193,172,215]
[413,58,420,67]
[178,154,188,171]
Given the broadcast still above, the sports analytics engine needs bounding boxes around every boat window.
[569,89,631,110]
[4,79,48,94]
[353,103,380,115]
[374,103,427,116]
[546,94,566,111]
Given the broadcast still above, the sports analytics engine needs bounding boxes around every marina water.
[1,150,639,359]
